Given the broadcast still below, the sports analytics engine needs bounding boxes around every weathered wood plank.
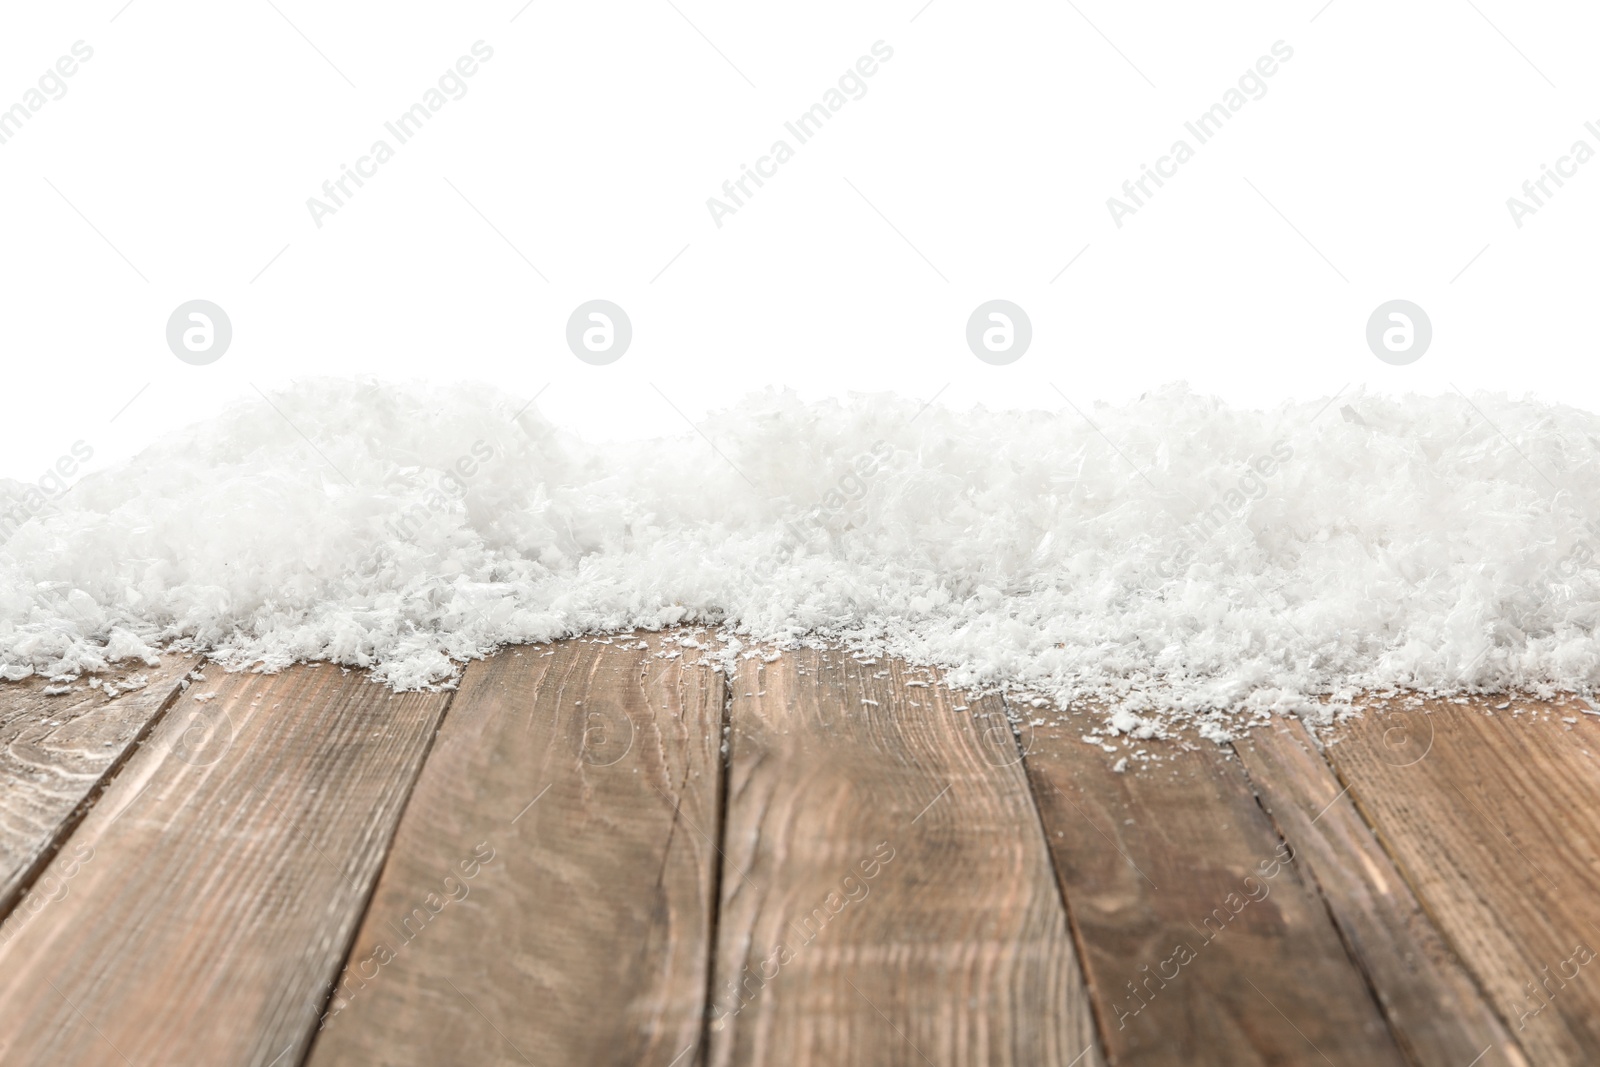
[305,633,725,1067]
[1327,695,1600,1065]
[1235,714,1528,1067]
[708,649,1103,1067]
[1022,713,1409,1066]
[0,654,199,917]
[0,662,450,1067]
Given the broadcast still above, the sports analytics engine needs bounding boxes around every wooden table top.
[0,633,1592,1066]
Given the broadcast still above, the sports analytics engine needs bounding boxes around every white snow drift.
[4,379,1600,736]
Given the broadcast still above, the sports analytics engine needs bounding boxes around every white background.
[1,0,1596,482]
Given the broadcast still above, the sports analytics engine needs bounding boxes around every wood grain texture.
[305,633,725,1067]
[708,649,1103,1067]
[1327,696,1600,1065]
[1023,713,1409,1066]
[1234,715,1528,1067]
[0,662,450,1067]
[0,654,199,917]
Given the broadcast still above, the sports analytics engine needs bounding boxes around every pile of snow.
[5,378,1600,738]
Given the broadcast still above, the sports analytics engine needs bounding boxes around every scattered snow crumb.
[1112,757,1128,773]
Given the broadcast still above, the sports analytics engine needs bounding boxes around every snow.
[4,378,1600,739]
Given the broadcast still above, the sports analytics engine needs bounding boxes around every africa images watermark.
[1145,438,1293,589]
[0,41,94,148]
[0,843,94,950]
[0,440,95,549]
[709,841,896,1025]
[315,840,498,1029]
[1544,516,1600,599]
[1505,119,1600,229]
[382,439,498,543]
[1106,40,1295,229]
[706,41,895,229]
[779,440,895,552]
[1513,941,1596,1032]
[305,41,496,229]
[1109,841,1295,1030]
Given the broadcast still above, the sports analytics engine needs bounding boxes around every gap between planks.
[1229,716,1525,1067]
[303,633,725,1067]
[300,668,466,1048]
[706,649,1103,1067]
[1017,701,1409,1066]
[1321,695,1600,1065]
[0,655,200,928]
[696,659,736,1067]
[0,663,454,1067]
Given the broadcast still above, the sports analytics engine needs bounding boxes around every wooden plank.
[0,654,199,916]
[1234,715,1528,1067]
[1022,712,1409,1066]
[1327,695,1600,1065]
[0,662,450,1067]
[305,633,725,1067]
[708,649,1103,1067]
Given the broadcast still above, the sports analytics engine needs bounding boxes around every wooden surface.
[0,662,451,1067]
[1234,715,1526,1067]
[708,649,1103,1067]
[1328,696,1600,1066]
[1023,711,1409,1066]
[306,634,725,1067]
[0,641,1592,1067]
[0,654,198,915]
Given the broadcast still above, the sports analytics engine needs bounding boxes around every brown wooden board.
[707,649,1103,1067]
[0,654,199,918]
[1235,714,1527,1067]
[305,633,726,1067]
[1022,711,1409,1066]
[0,662,450,1067]
[1327,695,1600,1065]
